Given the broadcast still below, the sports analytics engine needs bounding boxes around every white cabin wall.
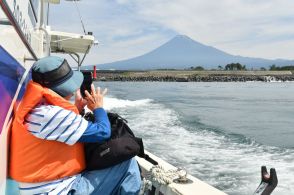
[1,0,51,59]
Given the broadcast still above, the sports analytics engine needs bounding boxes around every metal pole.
[79,45,90,66]
[40,0,44,27]
[68,52,81,71]
[47,2,50,25]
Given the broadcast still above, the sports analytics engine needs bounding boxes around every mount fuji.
[85,35,294,70]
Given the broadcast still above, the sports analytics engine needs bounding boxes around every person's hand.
[75,89,87,113]
[85,84,107,111]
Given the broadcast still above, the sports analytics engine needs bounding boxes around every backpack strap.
[134,137,158,165]
[143,154,158,165]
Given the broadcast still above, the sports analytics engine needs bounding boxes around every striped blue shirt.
[25,104,88,145]
[19,175,78,195]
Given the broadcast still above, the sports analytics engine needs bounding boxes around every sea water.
[95,81,294,195]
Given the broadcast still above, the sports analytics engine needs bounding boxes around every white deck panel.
[50,31,94,54]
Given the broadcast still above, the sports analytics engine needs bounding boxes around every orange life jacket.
[9,81,85,183]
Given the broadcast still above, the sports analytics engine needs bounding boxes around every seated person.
[9,56,141,195]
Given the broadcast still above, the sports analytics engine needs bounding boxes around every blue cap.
[32,56,83,97]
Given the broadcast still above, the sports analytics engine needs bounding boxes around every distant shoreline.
[82,70,294,82]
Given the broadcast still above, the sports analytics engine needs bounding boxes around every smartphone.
[80,72,93,98]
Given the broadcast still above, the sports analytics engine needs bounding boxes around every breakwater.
[97,75,294,82]
[82,70,294,82]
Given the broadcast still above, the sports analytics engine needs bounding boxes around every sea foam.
[105,96,294,195]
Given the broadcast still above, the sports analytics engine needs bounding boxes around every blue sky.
[50,0,294,65]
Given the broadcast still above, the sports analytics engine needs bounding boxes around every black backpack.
[84,112,157,170]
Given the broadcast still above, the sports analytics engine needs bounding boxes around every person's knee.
[120,158,141,195]
[129,158,141,176]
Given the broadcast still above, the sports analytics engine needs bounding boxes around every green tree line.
[269,65,294,71]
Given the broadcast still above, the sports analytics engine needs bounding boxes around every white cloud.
[86,32,170,64]
[50,0,294,65]
[132,0,294,59]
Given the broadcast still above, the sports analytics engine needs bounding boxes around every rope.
[73,0,87,34]
[139,165,188,194]
[150,165,179,185]
[139,178,152,195]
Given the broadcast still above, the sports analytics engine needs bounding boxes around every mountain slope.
[86,35,294,70]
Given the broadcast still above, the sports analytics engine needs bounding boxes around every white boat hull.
[137,151,227,195]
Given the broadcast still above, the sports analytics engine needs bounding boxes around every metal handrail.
[0,0,38,60]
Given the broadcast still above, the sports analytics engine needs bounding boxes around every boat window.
[29,0,39,23]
